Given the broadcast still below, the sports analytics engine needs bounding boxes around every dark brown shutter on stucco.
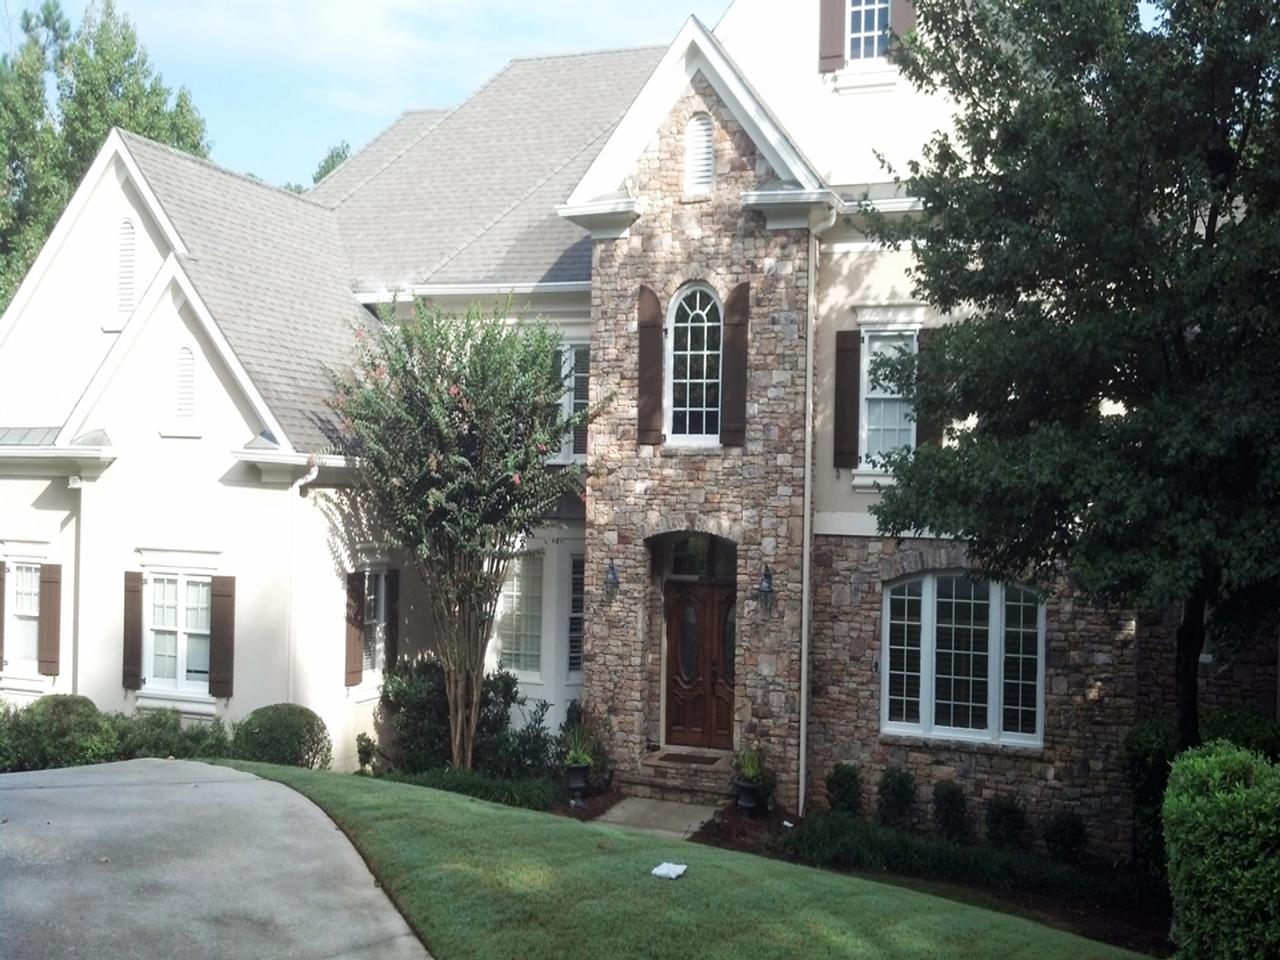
[637,285,665,446]
[0,563,6,669]
[123,571,143,690]
[834,330,862,468]
[345,572,364,686]
[819,0,847,73]
[209,576,235,698]
[384,570,400,669]
[37,564,61,676]
[720,283,750,447]
[914,327,944,446]
[890,0,917,43]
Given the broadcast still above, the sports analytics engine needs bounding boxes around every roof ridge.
[117,129,331,210]
[311,107,449,200]
[324,60,521,210]
[507,43,666,64]
[422,115,622,283]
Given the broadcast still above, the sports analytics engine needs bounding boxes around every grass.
[215,761,1146,960]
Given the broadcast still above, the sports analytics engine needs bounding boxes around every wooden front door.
[665,582,735,750]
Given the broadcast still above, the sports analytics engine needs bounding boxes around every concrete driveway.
[0,759,429,959]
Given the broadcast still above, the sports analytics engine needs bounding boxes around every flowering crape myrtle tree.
[868,0,1280,750]
[333,302,591,768]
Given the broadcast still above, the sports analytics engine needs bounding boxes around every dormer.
[818,0,916,81]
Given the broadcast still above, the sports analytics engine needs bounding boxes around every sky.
[3,0,729,186]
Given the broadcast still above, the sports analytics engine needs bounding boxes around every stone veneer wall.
[582,73,810,806]
[808,534,1147,859]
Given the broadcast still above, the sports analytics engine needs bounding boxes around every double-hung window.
[861,328,917,468]
[146,572,212,694]
[3,563,41,674]
[497,552,543,674]
[881,573,1045,746]
[849,0,891,60]
[666,285,723,443]
[559,345,590,460]
[567,555,585,673]
[361,570,387,673]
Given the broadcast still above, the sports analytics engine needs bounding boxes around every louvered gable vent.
[117,219,136,314]
[684,113,715,196]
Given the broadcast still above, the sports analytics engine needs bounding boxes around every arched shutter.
[720,283,749,447]
[819,0,846,73]
[637,286,665,446]
[345,572,364,686]
[209,576,235,698]
[37,564,60,676]
[123,572,143,690]
[834,330,861,467]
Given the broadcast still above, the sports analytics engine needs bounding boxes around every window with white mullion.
[5,562,42,670]
[361,571,385,673]
[849,0,891,61]
[667,286,722,441]
[497,552,543,674]
[146,572,211,693]
[861,330,917,468]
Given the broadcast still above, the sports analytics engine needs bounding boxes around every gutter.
[355,280,593,305]
[798,200,840,817]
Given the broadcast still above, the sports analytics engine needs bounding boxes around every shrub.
[1044,810,1088,866]
[1121,717,1177,871]
[232,704,332,769]
[379,658,520,774]
[356,732,375,771]
[783,810,1165,912]
[1201,709,1280,762]
[386,768,557,810]
[985,794,1029,850]
[825,762,863,815]
[477,699,559,780]
[1164,742,1279,960]
[557,703,613,793]
[9,695,119,771]
[0,703,18,772]
[876,767,916,828]
[115,709,229,760]
[932,781,968,843]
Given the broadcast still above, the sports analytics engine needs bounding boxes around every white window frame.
[848,0,891,62]
[879,572,1046,748]
[855,321,919,484]
[664,283,724,448]
[360,569,389,676]
[141,570,214,699]
[497,550,544,679]
[2,560,43,679]
[554,343,590,463]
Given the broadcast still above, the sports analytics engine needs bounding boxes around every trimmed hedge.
[6,695,119,770]
[114,708,229,760]
[232,703,332,769]
[783,810,1165,911]
[1163,742,1280,960]
[385,768,558,810]
[825,763,863,815]
[932,781,969,843]
[876,766,916,828]
[985,795,1029,850]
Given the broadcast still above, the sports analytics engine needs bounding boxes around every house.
[1,0,1274,855]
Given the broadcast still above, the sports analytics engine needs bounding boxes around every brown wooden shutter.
[637,285,665,446]
[914,327,944,447]
[37,564,61,676]
[123,571,143,690]
[0,563,6,670]
[209,576,235,698]
[720,283,750,447]
[834,330,862,468]
[384,570,400,669]
[890,0,917,44]
[819,0,847,73]
[345,572,364,686]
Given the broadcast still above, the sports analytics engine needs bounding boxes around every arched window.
[683,113,715,196]
[882,573,1045,746]
[176,346,195,421]
[118,219,136,315]
[666,285,722,441]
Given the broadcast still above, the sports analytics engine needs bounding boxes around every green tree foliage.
[312,140,349,184]
[332,302,594,768]
[0,0,209,310]
[867,1,1280,750]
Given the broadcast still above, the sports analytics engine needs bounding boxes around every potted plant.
[563,727,594,806]
[732,744,775,816]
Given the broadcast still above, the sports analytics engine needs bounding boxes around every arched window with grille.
[118,219,136,315]
[683,113,715,196]
[666,284,722,441]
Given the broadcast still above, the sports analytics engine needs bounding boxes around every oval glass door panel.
[723,603,736,683]
[679,597,699,681]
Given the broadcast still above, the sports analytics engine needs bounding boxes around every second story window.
[560,345,590,460]
[849,0,891,61]
[667,285,722,443]
[861,329,917,466]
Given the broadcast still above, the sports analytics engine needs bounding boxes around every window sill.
[512,669,543,687]
[661,441,726,456]
[0,671,53,695]
[159,426,203,439]
[351,677,383,705]
[851,470,895,491]
[879,729,1044,755]
[137,688,218,717]
[678,194,713,205]
[832,61,899,95]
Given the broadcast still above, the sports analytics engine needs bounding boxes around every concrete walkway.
[594,796,721,840]
[0,759,429,960]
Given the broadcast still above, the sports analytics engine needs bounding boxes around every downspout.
[286,454,320,704]
[799,200,840,817]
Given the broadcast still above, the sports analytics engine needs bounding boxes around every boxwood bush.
[825,762,863,815]
[985,794,1030,850]
[7,695,119,771]
[232,703,332,769]
[115,708,229,760]
[876,767,916,828]
[1163,742,1279,960]
[932,781,969,843]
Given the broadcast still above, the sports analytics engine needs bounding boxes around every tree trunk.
[1174,591,1207,752]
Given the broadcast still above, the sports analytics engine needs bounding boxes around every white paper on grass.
[651,862,687,880]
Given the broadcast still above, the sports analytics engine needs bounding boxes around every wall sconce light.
[757,565,774,615]
[605,559,620,602]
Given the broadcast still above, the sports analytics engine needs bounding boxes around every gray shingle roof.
[121,131,363,453]
[0,426,59,445]
[309,109,449,207]
[331,47,664,290]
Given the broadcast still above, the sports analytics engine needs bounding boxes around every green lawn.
[217,761,1144,960]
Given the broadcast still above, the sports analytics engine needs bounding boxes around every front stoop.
[616,749,734,807]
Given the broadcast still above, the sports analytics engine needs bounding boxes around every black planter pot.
[734,776,771,816]
[566,763,591,804]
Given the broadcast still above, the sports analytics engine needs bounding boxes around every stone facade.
[582,73,810,806]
